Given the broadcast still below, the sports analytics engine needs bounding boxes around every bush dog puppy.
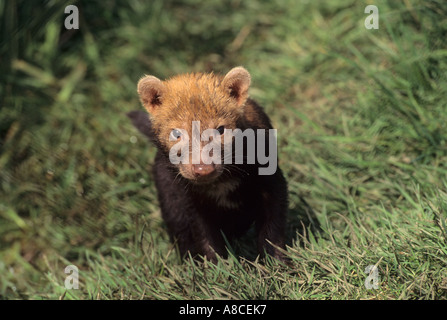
[128,67,288,262]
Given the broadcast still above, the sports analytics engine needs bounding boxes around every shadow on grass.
[285,195,322,247]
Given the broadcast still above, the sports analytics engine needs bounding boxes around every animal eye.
[216,126,225,135]
[170,129,182,140]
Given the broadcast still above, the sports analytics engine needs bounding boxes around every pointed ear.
[137,75,165,114]
[222,66,251,106]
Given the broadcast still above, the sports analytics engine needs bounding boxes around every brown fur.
[139,71,251,139]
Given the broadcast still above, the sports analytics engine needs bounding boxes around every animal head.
[136,67,251,183]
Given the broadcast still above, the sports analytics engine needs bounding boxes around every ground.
[1,0,447,299]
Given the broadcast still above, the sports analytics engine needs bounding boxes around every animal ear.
[137,75,165,114]
[222,66,251,106]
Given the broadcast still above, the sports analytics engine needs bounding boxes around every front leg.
[164,211,226,262]
[191,214,227,262]
[256,171,288,260]
[163,205,226,262]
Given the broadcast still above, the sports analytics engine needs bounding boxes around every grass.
[1,0,447,299]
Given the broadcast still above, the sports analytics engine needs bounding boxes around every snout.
[177,162,221,183]
[192,163,216,177]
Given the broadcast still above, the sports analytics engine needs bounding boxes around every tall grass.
[1,0,446,299]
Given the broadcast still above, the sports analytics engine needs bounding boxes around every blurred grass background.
[1,0,447,299]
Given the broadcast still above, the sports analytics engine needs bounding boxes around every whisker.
[224,163,250,176]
